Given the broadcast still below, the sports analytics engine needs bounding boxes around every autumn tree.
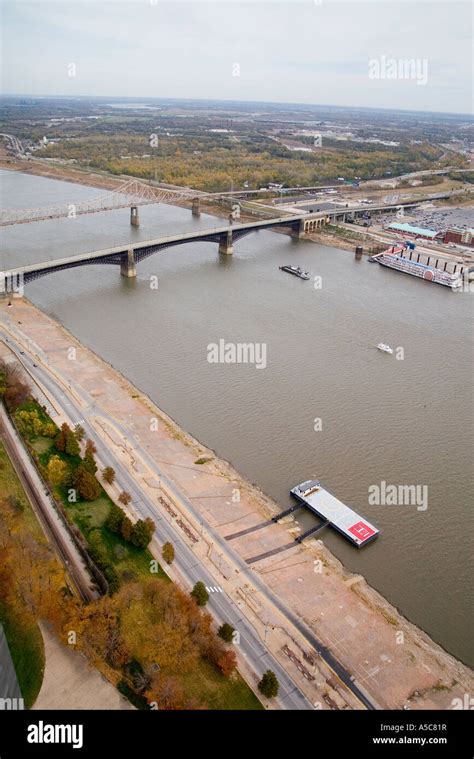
[162,542,175,565]
[102,466,116,485]
[46,455,69,486]
[118,491,132,506]
[73,465,101,501]
[0,361,30,411]
[120,516,133,542]
[214,647,237,678]
[55,422,70,453]
[258,670,279,698]
[146,674,186,710]
[191,581,209,607]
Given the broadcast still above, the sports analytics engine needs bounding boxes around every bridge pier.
[130,206,140,227]
[192,197,201,217]
[1,271,24,297]
[218,231,233,255]
[120,249,137,278]
[290,219,306,239]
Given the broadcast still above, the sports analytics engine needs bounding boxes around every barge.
[290,480,379,548]
[279,265,310,280]
[372,247,463,288]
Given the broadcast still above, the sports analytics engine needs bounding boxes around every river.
[1,168,473,666]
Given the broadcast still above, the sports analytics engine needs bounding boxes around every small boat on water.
[279,265,310,280]
[377,343,393,354]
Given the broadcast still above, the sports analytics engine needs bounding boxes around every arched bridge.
[1,214,314,294]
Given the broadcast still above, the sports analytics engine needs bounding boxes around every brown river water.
[1,169,473,666]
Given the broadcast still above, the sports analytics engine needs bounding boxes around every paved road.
[1,330,313,711]
[2,324,378,709]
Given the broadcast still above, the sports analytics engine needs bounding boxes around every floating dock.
[290,480,379,548]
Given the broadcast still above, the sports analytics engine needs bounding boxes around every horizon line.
[1,92,473,119]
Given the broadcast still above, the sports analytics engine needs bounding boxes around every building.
[387,221,438,240]
[443,227,474,248]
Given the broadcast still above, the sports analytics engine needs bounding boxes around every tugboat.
[279,265,310,280]
[377,343,393,354]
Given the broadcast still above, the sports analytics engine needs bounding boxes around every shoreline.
[2,295,472,709]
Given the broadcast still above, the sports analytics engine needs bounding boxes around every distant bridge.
[0,179,206,227]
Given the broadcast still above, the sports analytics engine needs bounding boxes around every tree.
[105,504,125,534]
[85,439,97,456]
[191,581,209,607]
[120,516,133,542]
[55,422,70,453]
[102,466,116,485]
[218,622,235,643]
[82,440,98,474]
[83,450,98,474]
[258,670,279,698]
[118,491,132,506]
[73,465,101,501]
[0,361,30,411]
[65,430,80,457]
[46,455,69,486]
[214,647,237,678]
[74,425,85,442]
[162,542,175,565]
[131,518,155,549]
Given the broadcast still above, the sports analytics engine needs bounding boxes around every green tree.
[83,440,98,474]
[105,504,125,534]
[218,622,235,643]
[74,425,86,442]
[83,451,98,474]
[190,581,209,607]
[65,430,80,457]
[258,670,279,699]
[102,466,116,485]
[162,542,175,565]
[130,518,155,549]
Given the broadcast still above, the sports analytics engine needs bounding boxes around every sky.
[1,0,472,114]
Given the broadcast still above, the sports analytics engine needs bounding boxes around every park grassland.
[13,400,263,709]
[0,441,45,708]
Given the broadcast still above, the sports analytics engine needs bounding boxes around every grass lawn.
[0,441,46,707]
[0,602,45,709]
[179,658,263,710]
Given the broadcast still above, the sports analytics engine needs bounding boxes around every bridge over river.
[1,197,430,294]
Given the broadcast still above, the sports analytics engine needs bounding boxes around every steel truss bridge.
[0,179,206,227]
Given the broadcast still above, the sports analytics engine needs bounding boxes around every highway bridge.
[1,215,308,292]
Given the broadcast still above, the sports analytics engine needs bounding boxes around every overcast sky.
[1,0,472,113]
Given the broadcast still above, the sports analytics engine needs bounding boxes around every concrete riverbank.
[1,296,472,710]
